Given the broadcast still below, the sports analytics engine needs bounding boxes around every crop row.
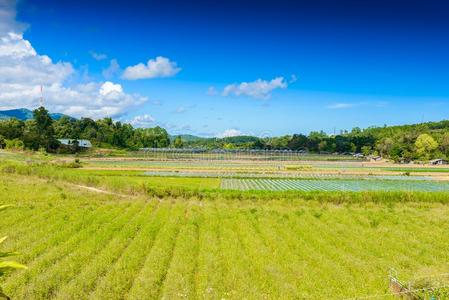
[221,178,449,192]
[2,173,449,299]
[144,171,433,181]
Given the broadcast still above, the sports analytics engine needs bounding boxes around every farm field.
[1,152,449,299]
[79,154,449,180]
[221,178,449,192]
[143,170,434,180]
[1,171,449,299]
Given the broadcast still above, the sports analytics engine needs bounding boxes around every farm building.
[369,155,382,161]
[429,158,448,165]
[58,139,92,148]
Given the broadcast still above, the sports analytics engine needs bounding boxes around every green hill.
[0,108,72,121]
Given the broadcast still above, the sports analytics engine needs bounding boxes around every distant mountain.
[169,134,207,142]
[0,108,72,121]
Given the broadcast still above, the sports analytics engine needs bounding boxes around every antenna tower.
[40,85,45,107]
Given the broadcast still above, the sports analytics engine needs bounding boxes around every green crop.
[0,205,27,300]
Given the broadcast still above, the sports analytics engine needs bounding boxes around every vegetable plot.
[221,178,449,192]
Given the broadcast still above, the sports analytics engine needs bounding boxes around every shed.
[58,139,92,148]
[429,158,448,165]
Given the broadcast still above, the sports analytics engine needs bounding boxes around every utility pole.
[39,85,45,108]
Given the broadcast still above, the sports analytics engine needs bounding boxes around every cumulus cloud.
[0,0,26,36]
[89,50,107,61]
[102,59,120,79]
[122,56,181,80]
[222,77,288,99]
[0,0,146,118]
[0,32,74,84]
[129,114,156,127]
[216,129,243,138]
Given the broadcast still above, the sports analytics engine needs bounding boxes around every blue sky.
[2,0,449,136]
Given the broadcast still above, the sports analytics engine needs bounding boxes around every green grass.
[68,169,221,190]
[1,173,449,299]
[2,158,449,204]
[1,154,449,298]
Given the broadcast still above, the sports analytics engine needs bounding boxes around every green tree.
[5,139,24,151]
[440,132,449,158]
[349,142,357,153]
[318,140,328,153]
[223,143,235,150]
[53,116,74,138]
[270,135,290,149]
[376,137,395,157]
[361,146,372,156]
[0,135,5,149]
[287,134,308,150]
[0,119,24,140]
[25,107,59,151]
[22,120,40,150]
[415,133,439,160]
[173,136,184,148]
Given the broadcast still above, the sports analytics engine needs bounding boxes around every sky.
[1,0,449,137]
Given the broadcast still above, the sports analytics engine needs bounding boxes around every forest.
[0,107,170,152]
[0,107,448,161]
[185,123,449,162]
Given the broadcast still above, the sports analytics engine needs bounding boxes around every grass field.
[1,152,449,299]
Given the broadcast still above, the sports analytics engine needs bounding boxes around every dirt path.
[70,184,131,198]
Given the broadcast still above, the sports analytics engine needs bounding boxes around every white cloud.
[0,0,146,118]
[326,101,389,109]
[149,99,161,105]
[222,77,288,99]
[326,103,355,109]
[289,74,298,83]
[102,58,120,79]
[129,114,155,127]
[0,32,74,84]
[0,0,26,36]
[207,86,218,96]
[99,81,123,96]
[216,129,243,138]
[122,56,181,80]
[174,106,187,114]
[180,124,192,131]
[89,50,107,61]
[172,104,195,114]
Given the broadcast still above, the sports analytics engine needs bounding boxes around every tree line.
[0,107,448,161]
[0,107,170,152]
[184,123,449,162]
